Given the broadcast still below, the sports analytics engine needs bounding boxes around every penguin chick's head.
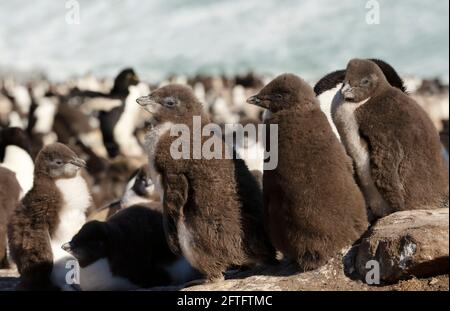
[341,58,389,102]
[62,220,109,267]
[34,143,86,179]
[246,73,316,113]
[136,84,204,125]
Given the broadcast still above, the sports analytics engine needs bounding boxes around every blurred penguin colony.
[0,64,448,290]
[0,69,271,209]
[0,69,447,203]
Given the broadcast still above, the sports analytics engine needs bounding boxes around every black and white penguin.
[247,73,368,271]
[333,58,449,219]
[87,164,160,222]
[63,205,199,290]
[0,167,21,268]
[8,143,91,290]
[0,127,35,196]
[137,84,276,282]
[67,68,141,158]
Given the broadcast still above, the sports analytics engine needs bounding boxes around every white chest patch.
[164,257,198,285]
[262,109,272,122]
[145,122,174,201]
[331,93,390,218]
[317,83,343,141]
[114,85,146,157]
[51,174,91,289]
[235,138,264,173]
[177,218,198,270]
[0,145,34,197]
[79,258,139,291]
[53,173,91,245]
[34,97,57,134]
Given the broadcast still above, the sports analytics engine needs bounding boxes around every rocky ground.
[2,209,448,292]
[1,257,447,291]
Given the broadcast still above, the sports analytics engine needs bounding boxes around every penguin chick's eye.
[163,97,177,108]
[54,159,64,166]
[273,94,283,100]
[360,78,371,86]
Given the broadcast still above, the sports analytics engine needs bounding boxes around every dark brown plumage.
[339,59,449,216]
[137,84,276,282]
[0,167,21,268]
[247,73,369,271]
[8,143,90,290]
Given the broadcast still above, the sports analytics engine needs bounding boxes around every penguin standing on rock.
[332,59,449,218]
[137,84,276,282]
[247,73,368,271]
[8,143,91,290]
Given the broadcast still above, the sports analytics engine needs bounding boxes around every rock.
[356,209,449,283]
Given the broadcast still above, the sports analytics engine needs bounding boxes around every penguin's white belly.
[177,218,198,270]
[332,94,390,217]
[79,258,138,291]
[0,145,34,197]
[236,139,264,172]
[164,257,198,285]
[51,173,91,288]
[317,83,342,141]
[113,86,144,157]
[50,243,78,291]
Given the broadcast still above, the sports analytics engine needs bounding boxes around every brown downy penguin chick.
[8,143,91,290]
[0,167,21,268]
[137,84,276,282]
[247,73,368,271]
[334,59,449,219]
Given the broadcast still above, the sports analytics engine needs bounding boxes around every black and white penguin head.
[136,84,204,125]
[130,164,153,196]
[341,59,388,102]
[62,220,108,267]
[34,143,86,179]
[246,73,316,112]
[0,126,32,159]
[112,68,140,94]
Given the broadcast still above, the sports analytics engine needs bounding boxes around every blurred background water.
[0,0,448,82]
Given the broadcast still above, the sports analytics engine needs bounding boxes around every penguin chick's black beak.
[137,96,160,116]
[247,95,268,109]
[69,157,87,168]
[61,242,72,253]
[136,95,153,107]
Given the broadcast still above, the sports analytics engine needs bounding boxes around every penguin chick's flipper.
[314,59,407,96]
[361,129,405,216]
[368,59,407,93]
[162,173,189,255]
[314,70,346,96]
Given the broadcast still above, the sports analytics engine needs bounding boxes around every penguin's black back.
[98,105,124,158]
[105,206,178,287]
